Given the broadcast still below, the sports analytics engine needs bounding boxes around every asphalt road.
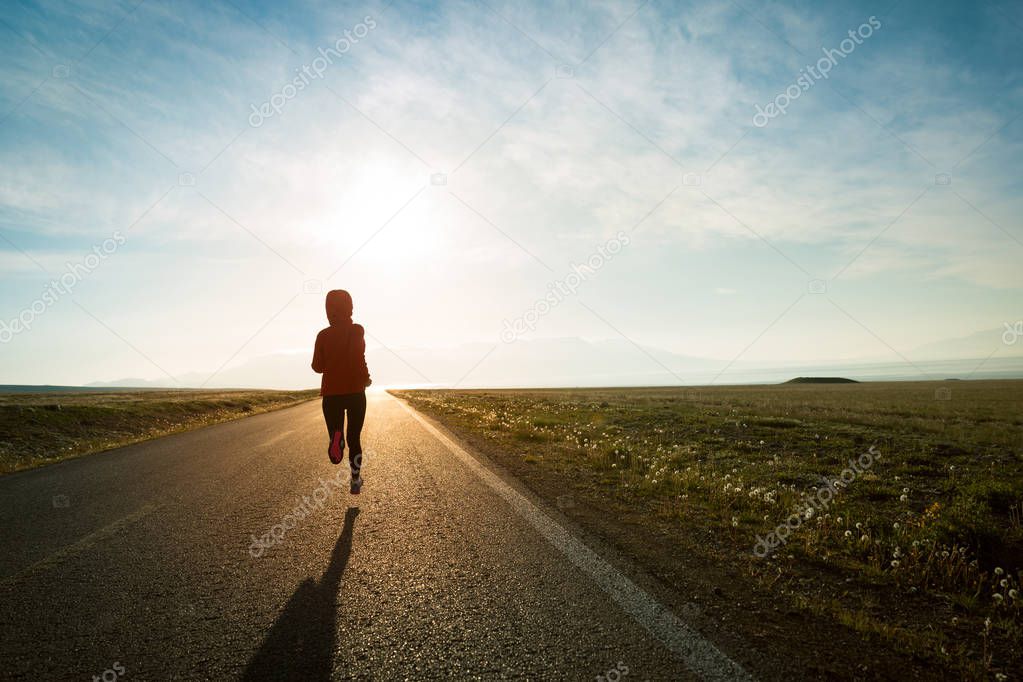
[0,393,748,680]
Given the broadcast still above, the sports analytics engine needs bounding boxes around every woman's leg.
[322,395,345,442]
[345,392,367,476]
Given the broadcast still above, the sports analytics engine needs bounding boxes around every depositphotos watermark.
[752,16,881,128]
[1003,320,1022,345]
[1,231,127,344]
[92,662,126,682]
[249,15,377,127]
[596,661,629,682]
[500,230,631,343]
[752,444,879,558]
[249,470,347,557]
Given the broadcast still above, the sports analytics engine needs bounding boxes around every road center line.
[394,397,753,682]
[258,429,299,449]
[0,503,162,587]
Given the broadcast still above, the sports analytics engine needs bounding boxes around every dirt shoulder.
[0,388,319,474]
[391,384,1023,681]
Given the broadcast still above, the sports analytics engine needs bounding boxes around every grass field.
[0,388,318,474]
[393,381,1023,679]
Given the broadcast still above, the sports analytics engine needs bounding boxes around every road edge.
[0,395,321,480]
[392,393,756,682]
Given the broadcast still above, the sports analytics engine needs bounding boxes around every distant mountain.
[85,377,174,389]
[87,338,722,390]
[81,330,1023,390]
[908,326,1023,360]
[360,337,720,389]
[0,384,173,393]
[784,377,858,384]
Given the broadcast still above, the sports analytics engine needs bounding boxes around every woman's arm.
[354,325,371,386]
[311,330,326,373]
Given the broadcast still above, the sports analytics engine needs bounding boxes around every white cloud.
[0,0,1021,384]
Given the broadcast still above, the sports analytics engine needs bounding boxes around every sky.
[1,0,1021,388]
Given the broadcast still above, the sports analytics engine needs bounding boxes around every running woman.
[312,289,371,494]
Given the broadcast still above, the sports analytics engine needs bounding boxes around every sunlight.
[313,161,441,266]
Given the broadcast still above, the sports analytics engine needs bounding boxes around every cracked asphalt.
[0,392,724,680]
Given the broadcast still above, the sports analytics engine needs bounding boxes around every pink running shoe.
[328,430,344,465]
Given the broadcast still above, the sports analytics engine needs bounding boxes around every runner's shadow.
[242,507,359,681]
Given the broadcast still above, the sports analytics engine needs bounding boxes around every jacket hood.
[325,289,353,326]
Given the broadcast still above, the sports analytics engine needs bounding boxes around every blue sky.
[0,0,1021,387]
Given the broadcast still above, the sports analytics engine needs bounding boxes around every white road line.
[394,397,753,682]
[0,503,161,587]
[258,429,299,449]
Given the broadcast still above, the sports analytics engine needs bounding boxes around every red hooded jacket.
[311,290,371,396]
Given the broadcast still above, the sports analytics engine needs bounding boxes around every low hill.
[784,377,858,384]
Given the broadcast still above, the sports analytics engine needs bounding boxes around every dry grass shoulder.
[0,388,319,474]
[393,381,1023,680]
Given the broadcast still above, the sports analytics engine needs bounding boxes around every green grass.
[0,388,319,474]
[393,381,1023,679]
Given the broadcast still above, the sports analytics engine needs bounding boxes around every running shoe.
[328,430,344,465]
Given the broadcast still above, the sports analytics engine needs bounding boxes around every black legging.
[322,392,366,473]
